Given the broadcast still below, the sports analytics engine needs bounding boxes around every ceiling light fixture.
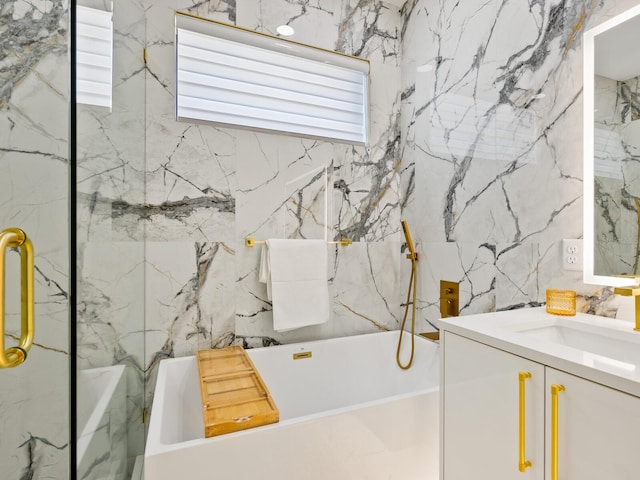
[416,63,434,73]
[276,25,295,36]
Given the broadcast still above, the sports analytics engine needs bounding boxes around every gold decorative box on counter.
[545,289,577,316]
[196,346,279,438]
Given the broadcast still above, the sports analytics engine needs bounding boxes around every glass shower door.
[0,1,71,478]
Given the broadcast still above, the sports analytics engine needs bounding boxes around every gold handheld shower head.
[401,220,417,261]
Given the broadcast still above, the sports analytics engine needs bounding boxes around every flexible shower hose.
[396,253,417,370]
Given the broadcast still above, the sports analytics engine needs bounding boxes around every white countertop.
[437,306,640,397]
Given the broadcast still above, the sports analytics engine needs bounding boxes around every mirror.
[584,4,640,286]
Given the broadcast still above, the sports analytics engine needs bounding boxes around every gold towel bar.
[245,237,352,247]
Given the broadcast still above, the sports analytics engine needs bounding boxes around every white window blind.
[175,14,369,145]
[76,6,113,109]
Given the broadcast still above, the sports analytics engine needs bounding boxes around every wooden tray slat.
[196,346,279,437]
[200,368,254,382]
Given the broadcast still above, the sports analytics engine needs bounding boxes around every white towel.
[258,243,272,300]
[259,239,330,332]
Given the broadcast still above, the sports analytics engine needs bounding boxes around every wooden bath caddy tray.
[196,346,279,438]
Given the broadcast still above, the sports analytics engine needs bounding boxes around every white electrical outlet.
[562,239,583,271]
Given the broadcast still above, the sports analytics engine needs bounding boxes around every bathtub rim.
[145,331,439,457]
[76,364,127,467]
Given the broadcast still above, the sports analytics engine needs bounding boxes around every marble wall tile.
[337,0,401,66]
[418,242,497,321]
[145,241,235,362]
[401,0,640,326]
[240,0,342,46]
[144,0,237,243]
[331,241,404,334]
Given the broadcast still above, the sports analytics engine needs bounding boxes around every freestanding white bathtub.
[77,365,128,480]
[145,331,440,480]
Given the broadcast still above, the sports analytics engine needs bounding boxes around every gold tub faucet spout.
[613,285,640,331]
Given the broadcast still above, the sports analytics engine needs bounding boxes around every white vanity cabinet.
[442,332,545,480]
[443,332,640,480]
[545,368,640,479]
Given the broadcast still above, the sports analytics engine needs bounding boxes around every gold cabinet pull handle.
[0,228,34,368]
[551,384,566,480]
[518,371,532,472]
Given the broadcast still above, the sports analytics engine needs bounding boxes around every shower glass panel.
[75,0,146,477]
[0,0,70,478]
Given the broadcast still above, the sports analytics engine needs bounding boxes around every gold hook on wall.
[0,228,34,368]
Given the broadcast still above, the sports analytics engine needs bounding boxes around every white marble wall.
[143,0,406,394]
[400,0,640,328]
[0,0,70,478]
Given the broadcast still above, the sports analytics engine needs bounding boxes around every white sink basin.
[509,317,640,371]
[438,307,640,397]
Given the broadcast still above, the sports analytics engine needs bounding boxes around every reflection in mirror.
[584,5,640,286]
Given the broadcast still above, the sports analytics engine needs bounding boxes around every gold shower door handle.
[518,371,532,472]
[551,384,565,480]
[0,228,34,368]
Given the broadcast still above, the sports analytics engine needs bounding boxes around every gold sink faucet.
[613,285,640,331]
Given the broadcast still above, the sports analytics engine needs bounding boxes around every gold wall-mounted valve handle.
[0,228,34,368]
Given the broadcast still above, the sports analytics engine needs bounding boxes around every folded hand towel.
[258,242,272,301]
[262,239,330,332]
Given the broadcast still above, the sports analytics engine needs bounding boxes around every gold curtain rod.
[245,237,352,247]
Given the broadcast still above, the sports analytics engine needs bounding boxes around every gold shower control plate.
[440,280,459,318]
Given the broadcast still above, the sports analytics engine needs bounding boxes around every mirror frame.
[583,3,640,287]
